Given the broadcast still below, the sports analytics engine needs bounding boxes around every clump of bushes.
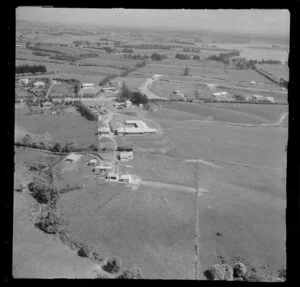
[117,265,143,279]
[35,209,66,234]
[28,175,59,205]
[233,262,247,278]
[204,264,233,281]
[102,257,122,274]
[77,242,91,258]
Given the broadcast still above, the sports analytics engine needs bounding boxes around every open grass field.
[57,180,195,279]
[257,64,289,81]
[13,149,99,278]
[15,106,97,148]
[154,102,288,125]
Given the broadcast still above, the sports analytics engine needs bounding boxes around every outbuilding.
[33,81,45,88]
[119,174,133,184]
[106,172,119,181]
[88,159,97,167]
[118,151,133,161]
[18,78,29,85]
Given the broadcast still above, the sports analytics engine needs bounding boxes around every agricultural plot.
[257,64,289,81]
[154,102,287,125]
[57,180,195,279]
[15,106,97,148]
[51,82,74,96]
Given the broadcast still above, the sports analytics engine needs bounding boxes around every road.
[45,82,55,100]
[138,76,168,100]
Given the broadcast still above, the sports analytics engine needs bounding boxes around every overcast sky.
[16,8,290,35]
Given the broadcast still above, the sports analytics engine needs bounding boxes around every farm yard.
[14,16,288,281]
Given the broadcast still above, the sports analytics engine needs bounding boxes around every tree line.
[175,53,200,60]
[74,101,97,121]
[16,64,47,74]
[207,51,240,64]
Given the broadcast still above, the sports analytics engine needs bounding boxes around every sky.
[16,8,290,35]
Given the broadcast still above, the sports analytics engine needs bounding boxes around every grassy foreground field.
[15,106,97,148]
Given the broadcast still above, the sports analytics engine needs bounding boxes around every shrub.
[35,210,66,234]
[233,262,247,278]
[96,273,110,279]
[102,257,122,274]
[28,175,58,204]
[117,265,143,279]
[77,243,91,258]
[277,268,286,281]
[91,251,105,264]
[204,264,233,281]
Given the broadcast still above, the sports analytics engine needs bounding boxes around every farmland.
[15,106,97,148]
[14,18,288,281]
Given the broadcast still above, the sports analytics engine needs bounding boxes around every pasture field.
[13,162,97,278]
[257,64,289,81]
[57,180,195,279]
[15,106,97,148]
[150,104,286,277]
[16,59,123,77]
[51,82,73,95]
[153,102,288,125]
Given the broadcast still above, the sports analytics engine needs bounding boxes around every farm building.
[213,91,229,97]
[18,78,29,85]
[33,81,45,88]
[51,80,58,84]
[88,159,97,167]
[253,94,265,100]
[81,83,94,88]
[119,174,133,184]
[250,81,257,84]
[94,165,112,173]
[113,102,125,108]
[101,87,117,93]
[266,97,275,103]
[42,101,53,109]
[125,100,132,108]
[116,120,157,135]
[106,172,119,181]
[98,126,110,135]
[118,151,133,161]
[64,153,81,164]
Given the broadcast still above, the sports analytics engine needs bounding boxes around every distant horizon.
[16,8,290,37]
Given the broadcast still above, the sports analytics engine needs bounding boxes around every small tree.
[184,67,190,76]
[117,265,143,279]
[52,142,62,152]
[102,257,122,274]
[233,262,247,279]
[204,264,233,281]
[77,243,91,258]
[22,134,32,146]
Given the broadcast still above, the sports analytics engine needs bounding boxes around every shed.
[119,174,133,184]
[88,159,97,166]
[119,151,133,161]
[125,100,132,108]
[33,81,45,87]
[107,172,119,181]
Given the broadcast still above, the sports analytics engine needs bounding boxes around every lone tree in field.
[184,67,190,76]
[102,257,122,274]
